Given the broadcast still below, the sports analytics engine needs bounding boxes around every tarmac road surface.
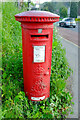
[55,22,80,46]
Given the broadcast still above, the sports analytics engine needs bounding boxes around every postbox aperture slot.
[31,34,48,39]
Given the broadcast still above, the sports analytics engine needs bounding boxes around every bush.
[2,2,73,119]
[59,6,67,18]
[75,18,80,21]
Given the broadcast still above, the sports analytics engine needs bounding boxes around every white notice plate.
[31,96,45,101]
[34,46,45,63]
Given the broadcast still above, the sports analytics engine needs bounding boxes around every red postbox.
[15,11,59,101]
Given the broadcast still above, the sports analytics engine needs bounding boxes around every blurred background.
[3,0,79,19]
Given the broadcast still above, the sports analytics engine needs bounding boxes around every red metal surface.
[15,10,59,22]
[15,11,60,101]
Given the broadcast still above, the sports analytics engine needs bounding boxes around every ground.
[54,22,80,118]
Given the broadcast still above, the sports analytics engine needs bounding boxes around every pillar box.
[15,11,60,101]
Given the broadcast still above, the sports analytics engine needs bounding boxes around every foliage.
[75,18,80,21]
[40,2,71,15]
[41,2,56,13]
[2,2,73,119]
[63,2,70,8]
[59,6,67,18]
[78,1,80,16]
[70,2,78,18]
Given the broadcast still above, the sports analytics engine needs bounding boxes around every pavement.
[55,22,80,118]
[58,36,78,118]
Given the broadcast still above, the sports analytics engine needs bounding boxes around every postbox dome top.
[15,10,60,23]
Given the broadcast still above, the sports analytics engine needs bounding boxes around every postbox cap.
[15,10,60,23]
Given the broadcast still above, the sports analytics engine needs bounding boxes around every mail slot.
[30,34,49,41]
[31,34,49,38]
[15,11,60,101]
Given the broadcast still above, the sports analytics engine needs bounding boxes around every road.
[54,22,80,46]
[57,22,78,32]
